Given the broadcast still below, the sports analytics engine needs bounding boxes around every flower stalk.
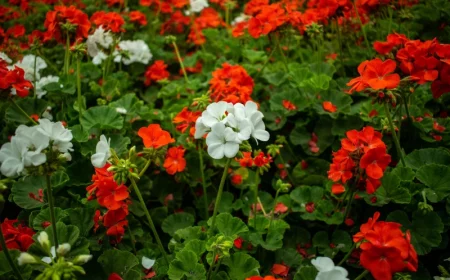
[76,58,83,121]
[198,142,209,219]
[354,269,369,280]
[383,102,406,166]
[64,32,70,75]
[45,171,59,253]
[172,41,189,84]
[209,158,232,233]
[10,98,38,125]
[129,176,169,265]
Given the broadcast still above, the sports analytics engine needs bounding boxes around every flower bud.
[73,254,93,265]
[57,243,71,256]
[18,253,37,266]
[38,231,50,252]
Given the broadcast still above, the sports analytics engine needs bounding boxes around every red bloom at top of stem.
[209,63,254,104]
[91,11,125,33]
[144,60,170,86]
[138,124,175,149]
[0,63,32,97]
[163,146,187,175]
[43,5,91,43]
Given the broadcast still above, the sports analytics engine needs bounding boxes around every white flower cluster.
[12,54,47,81]
[0,119,73,177]
[195,101,269,159]
[86,27,114,65]
[312,257,349,280]
[114,40,152,65]
[187,0,209,14]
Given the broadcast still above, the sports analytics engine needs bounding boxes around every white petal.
[311,257,335,272]
[253,130,270,142]
[207,143,225,159]
[91,153,107,168]
[142,256,155,270]
[223,142,239,158]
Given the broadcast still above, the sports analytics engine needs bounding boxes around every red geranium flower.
[362,59,400,90]
[144,60,170,86]
[138,124,175,149]
[91,11,125,33]
[322,101,337,112]
[129,11,147,26]
[163,146,186,175]
[43,5,91,43]
[209,63,254,104]
[0,219,35,251]
[359,147,391,179]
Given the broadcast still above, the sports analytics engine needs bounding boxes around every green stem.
[172,42,189,84]
[353,1,371,50]
[33,55,37,98]
[254,47,277,79]
[10,98,37,125]
[209,158,232,233]
[206,250,217,280]
[269,189,281,227]
[198,143,209,219]
[138,159,152,178]
[0,218,24,280]
[335,19,346,77]
[384,102,406,166]
[37,50,59,73]
[64,32,70,75]
[127,226,137,255]
[401,93,411,121]
[45,172,59,252]
[343,189,355,219]
[354,270,369,280]
[76,58,83,121]
[253,171,260,228]
[337,242,356,266]
[275,34,289,72]
[225,4,230,27]
[129,176,169,265]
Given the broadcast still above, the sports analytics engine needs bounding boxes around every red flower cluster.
[91,11,125,33]
[246,276,282,280]
[351,33,450,99]
[144,60,170,86]
[140,0,188,14]
[138,124,175,149]
[160,11,190,35]
[328,126,391,194]
[87,164,130,242]
[173,107,201,137]
[0,219,35,252]
[209,63,254,104]
[163,146,186,175]
[188,8,223,45]
[282,100,297,111]
[322,101,337,113]
[236,151,273,169]
[128,11,147,26]
[353,212,418,280]
[0,61,32,97]
[44,5,91,43]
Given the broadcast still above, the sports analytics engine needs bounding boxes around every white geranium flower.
[18,253,37,266]
[13,54,47,81]
[56,243,71,256]
[86,27,113,58]
[232,13,250,25]
[37,119,73,156]
[194,117,209,139]
[37,231,50,248]
[0,137,27,177]
[226,113,252,141]
[201,101,229,128]
[115,107,127,114]
[189,0,208,13]
[15,125,49,167]
[0,52,12,64]
[92,51,108,65]
[36,75,59,99]
[91,135,111,168]
[312,257,349,280]
[206,122,241,159]
[142,256,155,270]
[114,40,152,65]
[73,255,93,265]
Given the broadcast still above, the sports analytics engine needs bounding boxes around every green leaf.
[373,172,411,205]
[387,210,444,255]
[71,124,89,142]
[45,222,80,247]
[404,148,450,170]
[391,166,415,181]
[223,253,260,280]
[290,186,324,204]
[32,207,67,230]
[98,249,140,277]
[63,208,95,237]
[81,106,124,131]
[168,250,206,280]
[314,90,353,118]
[293,266,318,280]
[162,213,195,236]
[217,192,235,213]
[416,164,450,199]
[331,230,352,252]
[51,171,69,190]
[210,213,248,238]
[263,72,289,86]
[109,135,131,156]
[331,115,364,135]
[183,240,206,257]
[242,49,267,64]
[5,98,47,124]
[11,176,46,209]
